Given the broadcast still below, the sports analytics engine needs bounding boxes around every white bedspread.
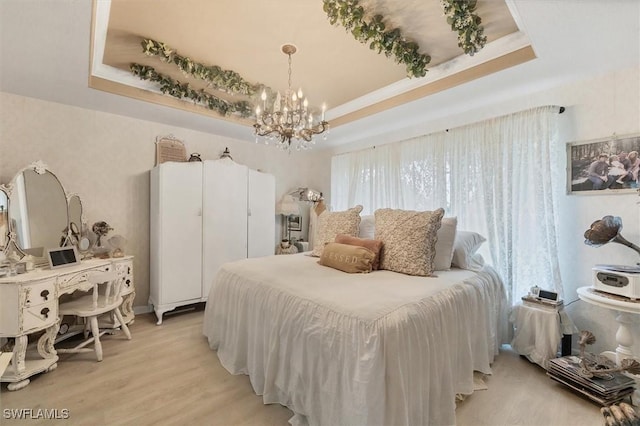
[203,253,506,426]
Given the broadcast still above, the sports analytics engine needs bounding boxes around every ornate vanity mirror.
[1,161,70,262]
[68,194,83,245]
[68,194,95,257]
[0,188,8,252]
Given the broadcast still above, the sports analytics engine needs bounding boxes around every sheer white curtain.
[331,106,563,305]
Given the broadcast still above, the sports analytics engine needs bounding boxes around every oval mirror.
[8,167,68,257]
[68,194,82,245]
[0,188,8,250]
[78,237,90,252]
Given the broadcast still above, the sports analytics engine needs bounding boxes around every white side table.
[577,286,640,404]
[510,301,576,369]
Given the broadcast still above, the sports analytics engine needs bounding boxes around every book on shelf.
[521,295,563,308]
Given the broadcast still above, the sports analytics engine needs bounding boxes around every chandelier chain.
[288,53,293,95]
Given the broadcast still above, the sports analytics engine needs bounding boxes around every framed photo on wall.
[287,215,302,232]
[567,133,640,194]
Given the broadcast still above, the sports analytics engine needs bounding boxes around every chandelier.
[254,44,329,151]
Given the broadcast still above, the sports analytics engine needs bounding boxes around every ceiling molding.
[329,44,536,128]
[327,30,533,121]
[89,0,525,130]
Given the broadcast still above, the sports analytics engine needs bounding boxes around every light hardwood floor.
[1,308,608,425]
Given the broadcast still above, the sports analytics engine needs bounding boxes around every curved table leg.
[154,309,164,325]
[601,312,640,406]
[7,379,30,391]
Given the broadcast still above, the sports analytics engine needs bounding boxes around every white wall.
[329,65,640,356]
[0,91,332,309]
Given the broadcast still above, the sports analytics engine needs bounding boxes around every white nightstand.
[510,301,577,369]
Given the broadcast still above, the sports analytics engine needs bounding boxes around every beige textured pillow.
[375,208,445,276]
[311,205,363,257]
[433,217,458,271]
[318,242,375,273]
[335,234,384,270]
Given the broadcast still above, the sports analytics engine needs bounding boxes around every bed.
[203,253,506,426]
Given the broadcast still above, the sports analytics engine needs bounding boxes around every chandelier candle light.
[254,44,329,151]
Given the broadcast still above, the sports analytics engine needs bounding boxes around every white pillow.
[451,231,486,270]
[358,215,375,239]
[433,217,457,271]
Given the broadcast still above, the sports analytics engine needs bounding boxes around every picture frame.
[567,133,640,194]
[155,135,187,165]
[287,215,302,232]
[46,246,81,270]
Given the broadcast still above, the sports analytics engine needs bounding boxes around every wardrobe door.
[202,159,248,300]
[248,169,276,258]
[150,162,203,306]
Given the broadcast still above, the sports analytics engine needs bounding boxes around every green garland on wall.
[440,0,487,55]
[130,64,253,117]
[322,0,431,78]
[139,38,265,96]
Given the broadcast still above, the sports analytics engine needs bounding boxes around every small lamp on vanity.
[275,194,300,254]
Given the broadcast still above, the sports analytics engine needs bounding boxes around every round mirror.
[78,237,90,252]
[0,188,8,250]
[8,168,68,257]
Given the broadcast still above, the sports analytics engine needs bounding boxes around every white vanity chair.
[57,270,131,361]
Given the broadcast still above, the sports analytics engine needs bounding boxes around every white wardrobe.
[150,158,275,324]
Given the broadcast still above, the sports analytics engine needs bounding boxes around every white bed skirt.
[203,254,507,426]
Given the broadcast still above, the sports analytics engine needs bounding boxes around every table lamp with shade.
[276,194,300,252]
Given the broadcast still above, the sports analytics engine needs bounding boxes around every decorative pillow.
[465,253,486,272]
[358,215,375,240]
[375,208,445,276]
[311,205,363,257]
[451,231,487,270]
[433,217,458,271]
[318,242,376,273]
[335,234,383,270]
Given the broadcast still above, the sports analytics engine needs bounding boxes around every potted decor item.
[92,221,113,258]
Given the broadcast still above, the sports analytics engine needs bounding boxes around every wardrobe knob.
[41,307,50,319]
[40,290,50,300]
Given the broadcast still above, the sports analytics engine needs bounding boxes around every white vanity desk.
[0,256,134,390]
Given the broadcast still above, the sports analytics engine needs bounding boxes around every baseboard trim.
[134,305,153,315]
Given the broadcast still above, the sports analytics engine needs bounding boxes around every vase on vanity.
[92,221,113,259]
[108,235,127,258]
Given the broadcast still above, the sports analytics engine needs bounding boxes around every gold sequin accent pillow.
[311,205,363,257]
[375,208,445,276]
[318,242,376,273]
